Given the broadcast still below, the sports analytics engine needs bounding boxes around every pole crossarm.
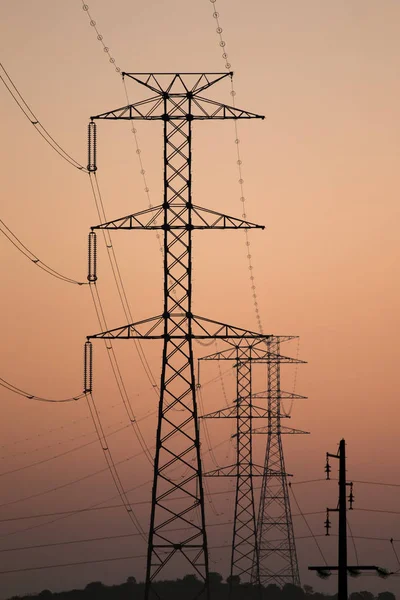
[309,566,391,577]
[90,203,264,231]
[253,425,310,435]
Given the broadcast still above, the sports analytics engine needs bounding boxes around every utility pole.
[199,340,304,595]
[309,439,390,598]
[251,337,308,588]
[83,72,272,600]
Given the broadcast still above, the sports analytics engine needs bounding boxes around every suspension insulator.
[87,121,97,172]
[84,341,93,393]
[87,231,97,282]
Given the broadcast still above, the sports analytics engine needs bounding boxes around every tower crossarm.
[252,390,307,400]
[122,72,233,95]
[87,314,275,341]
[90,204,264,231]
[198,344,303,363]
[201,404,272,419]
[253,425,310,435]
[205,464,269,478]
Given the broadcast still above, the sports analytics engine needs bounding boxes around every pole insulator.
[87,121,97,172]
[348,482,354,509]
[325,509,331,536]
[325,455,331,480]
[88,231,97,282]
[84,341,93,393]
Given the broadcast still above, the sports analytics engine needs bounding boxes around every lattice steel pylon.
[84,73,272,600]
[251,338,308,588]
[199,341,304,596]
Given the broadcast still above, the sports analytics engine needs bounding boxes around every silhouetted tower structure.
[251,337,308,587]
[309,440,389,599]
[84,72,271,600]
[199,340,303,594]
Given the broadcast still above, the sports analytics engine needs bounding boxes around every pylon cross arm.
[87,314,273,341]
[201,404,271,419]
[91,99,264,120]
[90,204,264,231]
[205,464,265,477]
[122,72,233,95]
[253,426,310,435]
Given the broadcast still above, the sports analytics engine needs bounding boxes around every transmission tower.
[84,72,273,600]
[199,340,303,594]
[251,337,308,588]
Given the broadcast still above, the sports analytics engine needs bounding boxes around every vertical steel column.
[145,96,209,599]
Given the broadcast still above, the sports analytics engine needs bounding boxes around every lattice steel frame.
[199,341,303,594]
[87,73,267,600]
[251,338,308,588]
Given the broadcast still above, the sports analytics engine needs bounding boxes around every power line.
[353,480,400,488]
[0,62,86,172]
[85,392,147,541]
[289,483,328,566]
[80,1,163,254]
[207,1,263,334]
[0,543,237,576]
[0,423,130,479]
[0,520,234,555]
[0,377,84,404]
[0,219,87,285]
[88,281,154,465]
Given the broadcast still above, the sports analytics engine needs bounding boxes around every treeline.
[7,575,397,600]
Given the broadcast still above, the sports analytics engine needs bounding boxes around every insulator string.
[87,231,97,282]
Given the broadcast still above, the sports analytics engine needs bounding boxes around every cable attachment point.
[325,454,331,480]
[84,341,93,393]
[87,121,97,172]
[88,231,97,282]
[325,508,331,536]
[348,482,354,509]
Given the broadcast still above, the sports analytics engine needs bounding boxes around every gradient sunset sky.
[1,1,400,598]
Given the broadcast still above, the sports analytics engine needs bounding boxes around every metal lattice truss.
[91,72,264,122]
[251,339,308,588]
[198,340,302,590]
[88,73,265,600]
[91,204,263,231]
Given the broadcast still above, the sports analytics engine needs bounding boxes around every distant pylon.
[199,340,304,595]
[251,338,308,588]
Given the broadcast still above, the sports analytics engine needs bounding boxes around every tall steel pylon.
[199,340,303,595]
[251,338,308,588]
[84,73,271,600]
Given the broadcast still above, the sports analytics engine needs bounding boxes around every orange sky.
[1,1,400,598]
